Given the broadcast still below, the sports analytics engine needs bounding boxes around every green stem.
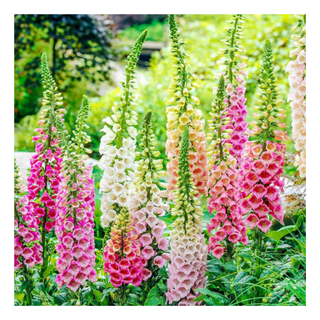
[217,125,224,162]
[118,284,127,306]
[261,81,273,152]
[144,119,153,202]
[254,228,261,277]
[14,201,20,220]
[40,92,55,281]
[253,227,267,303]
[228,16,240,84]
[116,74,131,148]
[173,38,189,114]
[225,240,233,262]
[22,263,32,306]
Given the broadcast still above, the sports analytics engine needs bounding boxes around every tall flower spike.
[27,52,65,276]
[220,14,248,165]
[166,126,207,306]
[207,75,234,168]
[55,96,97,292]
[14,158,43,270]
[287,15,306,177]
[99,30,148,229]
[103,207,148,288]
[238,40,288,233]
[165,14,208,199]
[206,76,248,260]
[129,111,170,281]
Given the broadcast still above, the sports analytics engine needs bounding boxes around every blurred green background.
[14,14,296,161]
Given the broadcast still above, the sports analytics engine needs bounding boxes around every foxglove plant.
[165,14,208,199]
[206,16,248,260]
[287,15,306,178]
[14,158,42,271]
[14,159,42,305]
[129,111,170,283]
[99,30,147,229]
[103,207,148,291]
[55,96,97,292]
[219,14,248,165]
[166,127,207,306]
[239,39,287,234]
[206,76,248,260]
[27,52,65,277]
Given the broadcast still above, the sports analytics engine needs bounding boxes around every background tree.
[14,14,114,122]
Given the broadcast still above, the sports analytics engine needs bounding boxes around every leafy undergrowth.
[14,203,305,306]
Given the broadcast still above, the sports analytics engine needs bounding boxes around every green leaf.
[233,271,255,285]
[102,283,117,293]
[193,294,205,302]
[195,288,230,305]
[157,280,167,292]
[202,209,211,226]
[295,215,304,229]
[267,215,304,242]
[14,293,25,303]
[290,237,306,249]
[267,226,295,242]
[237,252,252,259]
[43,265,55,280]
[93,290,102,302]
[144,285,165,306]
[158,214,177,225]
[224,262,237,273]
[101,296,109,306]
[193,294,217,305]
[20,280,31,293]
[54,293,66,306]
[207,260,224,274]
[101,290,110,306]
[287,237,306,256]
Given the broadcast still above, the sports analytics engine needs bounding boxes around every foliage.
[117,18,166,42]
[14,194,306,306]
[14,14,306,307]
[200,210,306,306]
[14,14,114,122]
[15,15,296,158]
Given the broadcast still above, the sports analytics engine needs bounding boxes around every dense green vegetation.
[14,14,306,306]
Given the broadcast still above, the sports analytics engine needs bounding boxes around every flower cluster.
[129,111,170,277]
[206,77,248,260]
[99,30,148,228]
[286,15,306,177]
[165,14,208,199]
[27,52,65,237]
[14,159,42,270]
[55,96,97,292]
[239,40,287,233]
[14,158,27,194]
[103,208,149,288]
[166,127,207,306]
[219,14,248,164]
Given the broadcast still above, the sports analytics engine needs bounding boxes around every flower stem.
[22,263,33,305]
[228,16,240,84]
[40,91,55,282]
